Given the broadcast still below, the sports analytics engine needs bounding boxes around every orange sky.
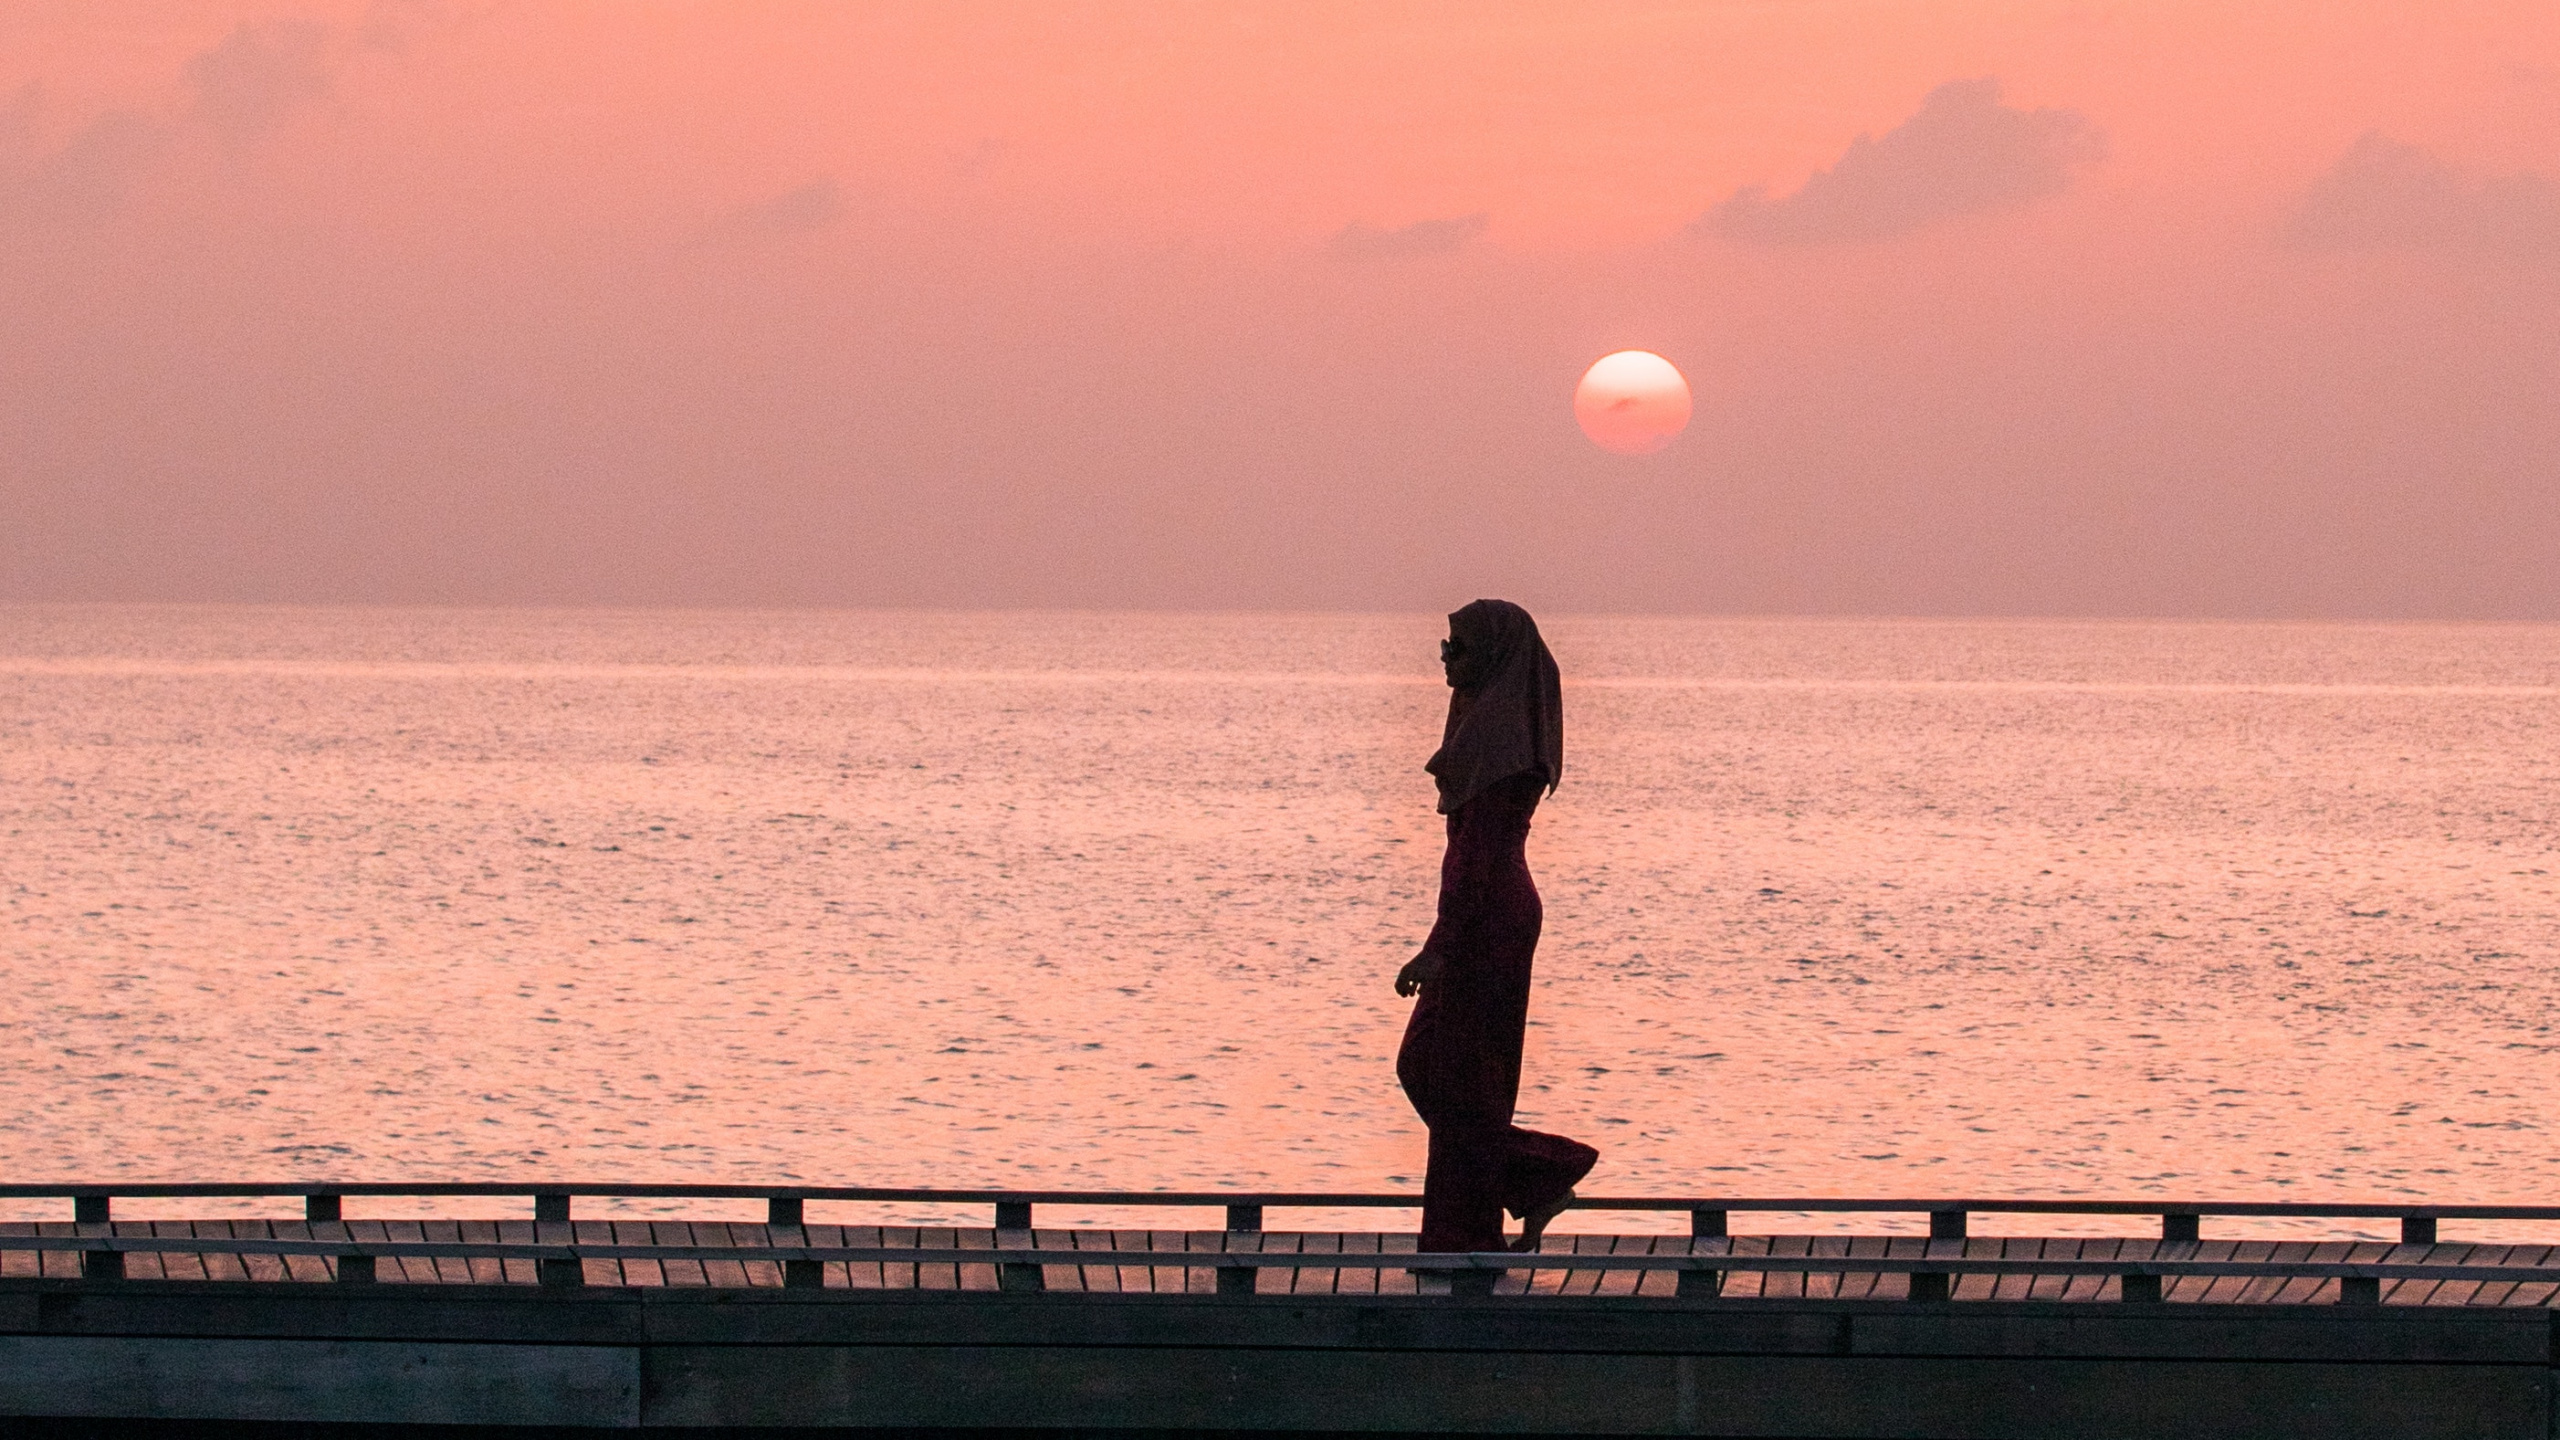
[4,1,2557,615]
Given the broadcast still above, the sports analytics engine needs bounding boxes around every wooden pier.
[1,1184,2555,1436]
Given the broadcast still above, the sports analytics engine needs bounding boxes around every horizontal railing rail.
[5,1186,2549,1247]
[2,1184,2552,1217]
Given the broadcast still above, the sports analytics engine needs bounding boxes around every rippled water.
[4,606,2557,1235]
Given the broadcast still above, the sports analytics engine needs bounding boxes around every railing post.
[1680,1209,1727,1297]
[2337,1275,2381,1305]
[534,1194,581,1288]
[335,1254,377,1284]
[1215,1260,1256,1295]
[73,1197,121,1280]
[1909,1209,1965,1302]
[306,1195,342,1223]
[2119,1272,2162,1303]
[995,1201,1044,1293]
[1224,1204,1263,1233]
[2160,1212,2199,1243]
[2400,1216,2436,1246]
[768,1197,822,1288]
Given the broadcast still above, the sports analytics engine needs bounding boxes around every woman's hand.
[1395,949,1446,997]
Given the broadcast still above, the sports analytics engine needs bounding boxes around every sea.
[4,605,2556,1239]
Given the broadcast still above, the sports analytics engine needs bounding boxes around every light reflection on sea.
[3,606,2556,1241]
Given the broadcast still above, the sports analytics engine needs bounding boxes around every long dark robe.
[1397,770,1598,1253]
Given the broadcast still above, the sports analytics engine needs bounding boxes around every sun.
[1573,351,1692,456]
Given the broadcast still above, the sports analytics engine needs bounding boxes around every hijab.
[1424,598,1563,815]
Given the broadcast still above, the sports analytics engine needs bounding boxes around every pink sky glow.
[4,1,2557,617]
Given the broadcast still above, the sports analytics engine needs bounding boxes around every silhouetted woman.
[1395,599,1597,1254]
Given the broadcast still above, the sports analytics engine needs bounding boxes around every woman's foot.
[1509,1187,1576,1252]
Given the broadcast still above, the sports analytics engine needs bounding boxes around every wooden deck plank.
[1229,1230,1277,1297]
[1545,1234,1592,1298]
[1588,1234,1643,1298]
[234,1219,290,1283]
[2023,1238,2071,1302]
[735,1220,785,1290]
[1173,1230,1217,1296]
[563,1220,613,1288]
[345,1221,405,1285]
[1629,1235,1676,1299]
[2419,1244,2482,1306]
[874,1226,914,1292]
[727,1209,783,1291]
[1722,1233,1769,1299]
[1016,1227,1071,1293]
[419,1220,470,1285]
[1761,1235,1809,1300]
[156,1221,208,1282]
[491,1220,538,1286]
[603,1221,658,1286]
[2065,1237,2116,1302]
[2165,1239,2231,1303]
[454,1219,509,1286]
[1109,1228,1155,1295]
[1880,1235,1931,1302]
[833,1224,884,1290]
[693,1222,748,1290]
[1058,1228,1109,1294]
[1333,1232,1382,1297]
[1376,1230,1420,1296]
[649,1221,707,1286]
[1291,1231,1342,1296]
[951,1226,999,1292]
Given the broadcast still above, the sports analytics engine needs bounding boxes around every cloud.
[1698,78,2103,245]
[2286,133,2560,257]
[3,110,167,226]
[1327,212,1488,260]
[724,179,845,235]
[187,21,333,145]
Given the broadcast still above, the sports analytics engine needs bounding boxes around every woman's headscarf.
[1425,599,1563,814]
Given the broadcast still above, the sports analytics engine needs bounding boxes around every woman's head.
[1424,600,1563,813]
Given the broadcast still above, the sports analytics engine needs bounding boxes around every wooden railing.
[5,1185,2554,1302]
[4,1183,2553,1241]
[2,1233,2555,1304]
